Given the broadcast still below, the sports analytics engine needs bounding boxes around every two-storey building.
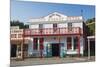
[10,26,29,59]
[24,12,86,57]
[10,12,87,59]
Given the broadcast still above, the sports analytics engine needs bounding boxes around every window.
[68,23,72,31]
[33,38,38,50]
[39,24,43,29]
[53,23,57,28]
[11,34,17,38]
[73,37,78,50]
[53,23,57,32]
[23,44,28,51]
[18,34,22,38]
[39,24,43,33]
[67,37,72,49]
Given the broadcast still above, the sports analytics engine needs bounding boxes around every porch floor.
[10,56,95,67]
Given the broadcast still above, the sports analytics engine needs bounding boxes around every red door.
[39,38,44,58]
[39,38,44,50]
[33,38,38,50]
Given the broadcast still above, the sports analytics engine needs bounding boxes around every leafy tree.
[86,18,95,36]
[10,20,29,29]
[86,18,95,23]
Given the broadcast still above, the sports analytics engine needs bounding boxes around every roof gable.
[28,12,83,24]
[44,12,67,20]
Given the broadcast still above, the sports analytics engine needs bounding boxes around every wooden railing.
[10,27,82,40]
[24,27,82,36]
[10,29,23,40]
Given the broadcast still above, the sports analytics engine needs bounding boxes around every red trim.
[39,38,44,58]
[33,38,38,50]
[24,34,83,37]
[24,27,82,36]
[39,38,44,50]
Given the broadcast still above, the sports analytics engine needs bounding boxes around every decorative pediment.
[29,12,83,24]
[44,12,67,21]
[49,12,61,18]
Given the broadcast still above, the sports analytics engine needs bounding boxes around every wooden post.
[72,36,74,51]
[38,38,40,52]
[58,28,60,43]
[21,42,23,60]
[40,38,44,58]
[58,28,60,58]
[78,35,80,57]
[22,29,24,60]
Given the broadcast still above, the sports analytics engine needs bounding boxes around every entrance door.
[52,43,60,56]
[11,45,17,57]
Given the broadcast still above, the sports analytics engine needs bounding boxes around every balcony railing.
[24,27,82,36]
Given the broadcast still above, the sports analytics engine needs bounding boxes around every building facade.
[10,26,29,59]
[10,12,87,59]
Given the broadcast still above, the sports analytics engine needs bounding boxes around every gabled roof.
[44,12,67,18]
[28,12,83,24]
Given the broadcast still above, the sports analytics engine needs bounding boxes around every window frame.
[53,23,58,32]
[68,23,73,31]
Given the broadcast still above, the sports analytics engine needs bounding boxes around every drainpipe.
[78,35,80,57]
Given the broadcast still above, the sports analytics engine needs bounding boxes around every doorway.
[51,43,60,57]
[11,45,17,57]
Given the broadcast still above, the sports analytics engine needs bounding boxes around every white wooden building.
[10,12,87,58]
[25,12,86,57]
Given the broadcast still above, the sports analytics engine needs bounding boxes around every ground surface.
[10,56,95,67]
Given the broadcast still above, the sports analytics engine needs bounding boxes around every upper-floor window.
[39,24,43,33]
[18,34,22,38]
[39,24,43,29]
[53,23,57,32]
[68,23,72,31]
[11,34,17,38]
[53,23,58,28]
[68,23,72,27]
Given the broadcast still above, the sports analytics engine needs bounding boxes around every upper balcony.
[24,27,82,36]
[10,27,83,40]
[10,29,23,40]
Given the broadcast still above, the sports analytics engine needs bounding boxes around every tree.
[10,20,29,29]
[86,18,95,23]
[86,18,95,36]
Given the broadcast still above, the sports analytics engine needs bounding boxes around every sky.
[11,0,95,23]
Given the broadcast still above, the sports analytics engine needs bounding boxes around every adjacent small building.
[10,26,29,59]
[10,12,87,59]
